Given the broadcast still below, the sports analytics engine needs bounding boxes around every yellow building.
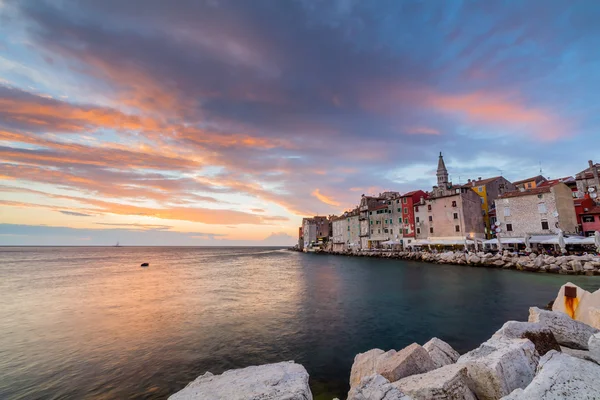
[462,176,516,238]
[513,175,547,190]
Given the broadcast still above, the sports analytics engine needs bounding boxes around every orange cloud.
[428,91,567,141]
[312,189,340,206]
[405,126,440,135]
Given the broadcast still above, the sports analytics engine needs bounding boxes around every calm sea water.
[1,247,600,400]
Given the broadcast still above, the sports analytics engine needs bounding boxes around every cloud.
[251,208,265,213]
[60,210,92,217]
[312,189,341,207]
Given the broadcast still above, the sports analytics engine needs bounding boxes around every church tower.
[436,152,449,187]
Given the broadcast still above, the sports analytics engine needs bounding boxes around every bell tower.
[437,152,449,187]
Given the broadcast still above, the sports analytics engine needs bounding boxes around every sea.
[1,246,599,400]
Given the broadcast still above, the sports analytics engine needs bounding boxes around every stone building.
[513,175,547,190]
[575,160,600,202]
[462,176,516,238]
[414,153,486,243]
[331,208,360,251]
[358,194,395,249]
[302,215,329,250]
[494,182,578,238]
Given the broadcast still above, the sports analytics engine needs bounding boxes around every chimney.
[468,179,471,183]
[478,177,482,181]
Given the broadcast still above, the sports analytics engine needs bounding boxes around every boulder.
[468,255,481,264]
[493,260,505,267]
[584,262,595,271]
[492,321,560,356]
[377,343,436,383]
[528,307,599,350]
[590,332,600,357]
[457,337,538,400]
[560,346,600,365]
[392,364,476,400]
[533,257,544,269]
[500,351,600,399]
[168,361,312,400]
[544,256,556,265]
[347,374,412,400]
[423,338,460,369]
[570,260,583,272]
[350,349,395,388]
[546,264,560,273]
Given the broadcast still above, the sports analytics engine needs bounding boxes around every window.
[541,221,549,230]
[370,221,373,225]
[455,225,460,232]
[396,199,399,204]
[404,207,408,214]
[376,221,380,224]
[478,186,483,192]
[538,203,547,213]
[428,204,432,211]
[378,229,381,234]
[506,224,513,231]
[428,216,433,222]
[481,197,485,204]
[537,194,543,199]
[526,183,532,189]
[404,218,409,223]
[504,207,511,217]
[371,229,373,234]
[403,197,407,204]
[384,219,387,224]
[416,217,420,223]
[404,229,409,234]
[416,228,421,234]
[347,226,350,231]
[453,213,458,220]
[583,216,595,223]
[398,218,402,223]
[415,206,419,212]
[398,208,401,212]
[430,227,434,234]
[390,229,393,234]
[384,229,388,233]
[452,200,457,207]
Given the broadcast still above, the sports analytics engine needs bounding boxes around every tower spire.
[437,152,448,187]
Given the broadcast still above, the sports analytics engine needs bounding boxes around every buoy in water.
[141,262,149,267]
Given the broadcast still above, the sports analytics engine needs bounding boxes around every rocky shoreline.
[169,283,600,399]
[307,249,600,275]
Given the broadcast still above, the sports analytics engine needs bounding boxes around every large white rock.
[392,364,476,400]
[529,307,599,350]
[552,282,600,326]
[347,374,412,400]
[501,350,600,399]
[423,338,460,368]
[492,321,560,356]
[376,343,436,383]
[350,349,387,388]
[457,337,539,400]
[168,361,312,400]
[560,346,600,366]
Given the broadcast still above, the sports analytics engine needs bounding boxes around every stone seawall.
[311,249,600,275]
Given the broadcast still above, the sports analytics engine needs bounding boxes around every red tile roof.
[538,177,575,187]
[582,206,600,215]
[460,176,503,188]
[498,186,551,199]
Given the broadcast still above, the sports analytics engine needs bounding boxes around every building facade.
[580,207,600,236]
[494,183,578,238]
[575,160,600,201]
[463,176,515,238]
[331,209,360,251]
[513,175,547,190]
[397,190,428,246]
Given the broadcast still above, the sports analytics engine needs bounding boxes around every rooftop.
[498,186,551,199]
[538,176,575,187]
[581,206,600,215]
[460,176,503,188]
[513,175,546,186]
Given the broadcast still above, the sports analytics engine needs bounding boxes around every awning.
[529,235,557,243]
[483,238,525,245]
[381,240,402,245]
[408,238,475,246]
[539,236,587,245]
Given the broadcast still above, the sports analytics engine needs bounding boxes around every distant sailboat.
[115,241,121,247]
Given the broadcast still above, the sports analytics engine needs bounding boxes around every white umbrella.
[524,235,531,253]
[558,230,567,254]
[497,234,503,252]
[595,231,600,253]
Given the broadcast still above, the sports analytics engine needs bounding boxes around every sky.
[1,0,600,246]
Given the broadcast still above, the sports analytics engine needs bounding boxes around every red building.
[580,206,600,236]
[574,196,596,230]
[399,190,428,239]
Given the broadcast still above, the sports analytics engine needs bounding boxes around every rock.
[377,343,436,383]
[493,260,505,267]
[392,364,476,400]
[468,255,481,264]
[590,332,600,357]
[529,307,599,350]
[584,262,595,271]
[552,283,600,327]
[350,349,392,388]
[590,307,600,329]
[546,264,560,273]
[168,361,312,400]
[529,253,537,260]
[500,351,600,399]
[423,338,460,369]
[533,257,544,269]
[347,374,412,400]
[560,346,600,365]
[555,256,567,265]
[544,256,556,265]
[570,260,583,272]
[492,321,560,356]
[457,337,538,400]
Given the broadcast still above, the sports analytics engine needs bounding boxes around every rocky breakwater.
[344,250,600,276]
[169,284,600,400]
